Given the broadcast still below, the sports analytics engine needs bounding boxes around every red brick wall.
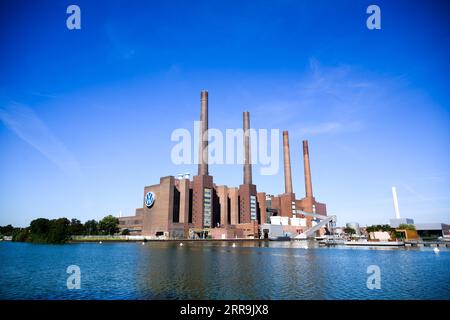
[141,176,174,236]
[238,184,257,223]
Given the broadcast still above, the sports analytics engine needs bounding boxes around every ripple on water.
[0,241,449,299]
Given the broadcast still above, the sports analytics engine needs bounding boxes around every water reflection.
[0,241,449,300]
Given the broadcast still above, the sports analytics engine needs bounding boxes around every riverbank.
[69,235,266,242]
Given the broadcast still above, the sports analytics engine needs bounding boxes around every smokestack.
[283,131,293,194]
[243,111,252,184]
[392,186,401,219]
[303,140,313,198]
[198,90,209,176]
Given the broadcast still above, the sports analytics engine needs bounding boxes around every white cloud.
[0,102,81,175]
[253,58,390,137]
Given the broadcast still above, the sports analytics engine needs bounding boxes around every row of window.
[119,220,142,225]
[250,195,257,220]
[203,188,212,227]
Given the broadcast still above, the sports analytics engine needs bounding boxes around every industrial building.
[388,187,450,240]
[415,223,450,240]
[119,90,327,239]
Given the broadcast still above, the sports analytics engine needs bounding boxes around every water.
[0,241,449,300]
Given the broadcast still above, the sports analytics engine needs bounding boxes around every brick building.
[119,90,327,239]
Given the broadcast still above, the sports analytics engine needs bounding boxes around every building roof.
[415,223,448,231]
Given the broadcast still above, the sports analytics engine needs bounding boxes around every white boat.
[269,235,291,241]
[294,234,307,240]
[319,239,346,245]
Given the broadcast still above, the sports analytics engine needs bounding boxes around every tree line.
[0,215,123,244]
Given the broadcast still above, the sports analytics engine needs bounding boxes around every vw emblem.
[145,191,155,208]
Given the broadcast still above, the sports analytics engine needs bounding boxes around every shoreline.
[69,238,269,243]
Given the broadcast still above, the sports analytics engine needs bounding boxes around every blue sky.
[0,0,449,227]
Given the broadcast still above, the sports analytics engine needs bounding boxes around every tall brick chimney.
[239,111,257,224]
[283,131,293,194]
[243,111,252,185]
[198,90,208,176]
[303,140,313,198]
[192,90,214,228]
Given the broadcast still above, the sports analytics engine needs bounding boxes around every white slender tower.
[391,186,401,219]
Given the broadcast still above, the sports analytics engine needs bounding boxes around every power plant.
[118,90,328,239]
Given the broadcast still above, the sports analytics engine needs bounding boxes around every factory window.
[257,202,262,224]
[213,189,220,227]
[188,189,193,223]
[238,196,241,224]
[172,186,180,223]
[227,197,231,224]
[125,220,141,225]
[203,188,212,227]
[250,195,257,220]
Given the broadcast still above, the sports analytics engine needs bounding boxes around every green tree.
[47,218,70,243]
[121,229,130,235]
[29,218,51,243]
[84,219,99,235]
[0,224,14,236]
[367,224,392,232]
[344,227,356,235]
[69,218,85,235]
[12,228,29,242]
[27,217,71,243]
[99,215,119,235]
[398,224,416,230]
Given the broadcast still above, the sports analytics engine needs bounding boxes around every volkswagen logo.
[145,191,155,208]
